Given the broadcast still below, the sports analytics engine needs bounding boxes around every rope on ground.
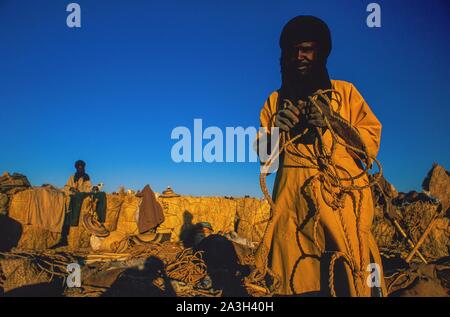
[166,248,207,285]
[0,249,80,285]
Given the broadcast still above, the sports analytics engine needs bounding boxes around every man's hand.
[275,101,301,132]
[302,102,327,128]
[306,100,368,157]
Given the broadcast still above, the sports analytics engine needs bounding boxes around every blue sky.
[0,0,449,197]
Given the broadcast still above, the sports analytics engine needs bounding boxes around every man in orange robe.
[255,16,386,297]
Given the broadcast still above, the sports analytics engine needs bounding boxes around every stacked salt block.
[6,191,272,250]
[157,196,237,242]
[103,194,124,232]
[115,194,140,235]
[235,197,271,244]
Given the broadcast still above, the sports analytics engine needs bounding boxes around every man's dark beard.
[74,168,90,183]
[278,57,332,143]
[279,58,331,103]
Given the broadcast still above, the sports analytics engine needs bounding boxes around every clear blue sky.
[1,0,449,197]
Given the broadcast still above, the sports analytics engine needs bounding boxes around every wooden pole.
[393,219,428,264]
[405,204,443,263]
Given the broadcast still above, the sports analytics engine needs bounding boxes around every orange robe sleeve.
[348,84,382,160]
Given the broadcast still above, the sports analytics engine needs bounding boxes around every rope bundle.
[82,197,110,238]
[0,243,211,296]
[0,250,80,287]
[166,248,207,285]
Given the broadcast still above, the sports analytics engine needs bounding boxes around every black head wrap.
[74,160,86,169]
[279,16,332,102]
[74,160,90,182]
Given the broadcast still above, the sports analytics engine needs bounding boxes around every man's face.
[287,41,319,77]
[76,164,85,173]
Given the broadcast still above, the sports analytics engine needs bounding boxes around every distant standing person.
[65,160,92,193]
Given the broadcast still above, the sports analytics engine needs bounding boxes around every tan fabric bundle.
[136,185,164,233]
